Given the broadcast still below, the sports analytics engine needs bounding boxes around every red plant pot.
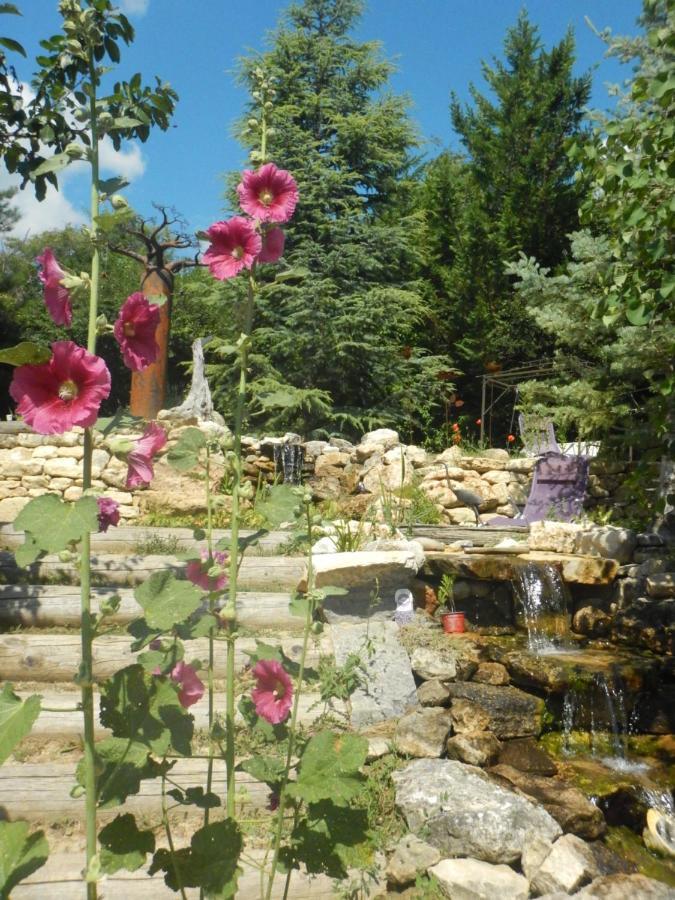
[442,612,465,634]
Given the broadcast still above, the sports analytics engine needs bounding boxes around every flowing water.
[273,442,305,484]
[513,562,572,652]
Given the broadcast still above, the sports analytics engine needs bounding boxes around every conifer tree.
[209,0,449,439]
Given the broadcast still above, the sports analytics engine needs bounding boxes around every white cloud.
[0,169,87,239]
[99,137,146,180]
[118,0,149,15]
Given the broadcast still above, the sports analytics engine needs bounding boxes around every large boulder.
[429,857,529,900]
[410,644,480,683]
[528,834,599,896]
[360,428,400,451]
[488,764,606,839]
[445,731,501,767]
[447,682,545,739]
[393,758,561,864]
[576,874,675,898]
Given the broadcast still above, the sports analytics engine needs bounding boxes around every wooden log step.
[0,632,331,683]
[13,848,343,898]
[0,523,292,556]
[17,688,346,738]
[0,758,267,821]
[0,585,301,630]
[0,551,307,591]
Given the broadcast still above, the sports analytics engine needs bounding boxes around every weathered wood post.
[111,207,198,419]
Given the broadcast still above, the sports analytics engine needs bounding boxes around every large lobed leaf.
[0,685,40,766]
[287,731,368,806]
[0,821,48,897]
[150,819,242,898]
[98,813,155,875]
[134,570,204,631]
[14,495,99,566]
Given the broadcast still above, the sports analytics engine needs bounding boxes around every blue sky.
[3,0,643,238]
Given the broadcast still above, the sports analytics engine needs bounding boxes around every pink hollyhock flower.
[258,227,285,264]
[202,217,262,280]
[97,497,120,532]
[36,248,72,327]
[186,548,228,593]
[113,293,160,372]
[9,341,110,435]
[170,660,204,709]
[251,659,293,725]
[237,163,298,223]
[125,422,167,489]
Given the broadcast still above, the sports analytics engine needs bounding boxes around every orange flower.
[507,434,515,443]
[452,423,460,432]
[475,418,482,426]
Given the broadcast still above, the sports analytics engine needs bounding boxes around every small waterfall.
[641,787,675,817]
[513,563,571,653]
[273,442,305,484]
[560,670,648,773]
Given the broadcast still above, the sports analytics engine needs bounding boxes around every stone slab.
[331,621,418,728]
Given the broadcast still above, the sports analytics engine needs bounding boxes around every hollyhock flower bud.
[9,341,110,435]
[202,217,262,280]
[113,293,160,371]
[237,163,298,223]
[251,659,293,725]
[36,248,72,327]
[97,497,120,532]
[125,422,167,489]
[186,548,228,593]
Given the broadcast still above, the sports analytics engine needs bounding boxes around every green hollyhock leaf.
[128,617,163,652]
[31,151,71,177]
[14,495,98,565]
[281,802,370,877]
[167,787,221,809]
[76,738,151,809]
[167,427,206,472]
[287,731,367,806]
[95,409,144,436]
[0,685,41,765]
[98,813,155,874]
[255,484,299,527]
[238,755,285,789]
[134,570,204,630]
[99,665,193,757]
[150,819,242,897]
[0,821,49,896]
[289,592,311,619]
[0,342,51,367]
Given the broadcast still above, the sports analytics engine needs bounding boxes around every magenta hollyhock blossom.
[9,341,111,435]
[97,497,120,532]
[186,548,228,593]
[113,293,160,371]
[36,248,72,327]
[170,660,205,708]
[125,422,167,489]
[202,217,262,280]
[237,163,298,223]
[251,659,293,725]
[257,227,285,264]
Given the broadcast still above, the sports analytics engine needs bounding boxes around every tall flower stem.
[79,48,102,900]
[224,271,256,817]
[204,446,216,829]
[265,500,315,900]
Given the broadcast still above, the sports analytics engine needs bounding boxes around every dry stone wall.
[0,422,628,525]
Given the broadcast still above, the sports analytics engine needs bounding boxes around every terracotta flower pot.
[442,612,465,634]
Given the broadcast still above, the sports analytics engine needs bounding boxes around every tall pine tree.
[209,0,449,439]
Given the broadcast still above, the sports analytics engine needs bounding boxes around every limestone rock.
[497,737,557,776]
[394,707,453,757]
[530,834,599,896]
[360,428,400,450]
[417,679,451,707]
[393,758,561,864]
[428,858,529,900]
[43,456,81,478]
[0,496,30,521]
[521,833,554,881]
[647,574,675,599]
[572,606,613,638]
[447,682,545,739]
[410,644,479,683]
[488,764,606,839]
[445,731,501,767]
[473,662,510,686]
[332,621,418,728]
[386,834,441,887]
[483,448,510,461]
[576,874,675,898]
[406,445,428,468]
